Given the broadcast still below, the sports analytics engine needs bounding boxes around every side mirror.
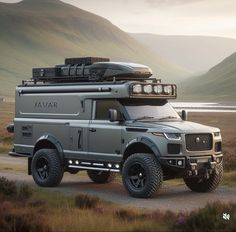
[109,109,118,122]
[181,110,187,121]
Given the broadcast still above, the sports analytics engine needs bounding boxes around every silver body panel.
[13,81,223,174]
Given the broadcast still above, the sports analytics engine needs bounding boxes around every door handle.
[89,128,96,132]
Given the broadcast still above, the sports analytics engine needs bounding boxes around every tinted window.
[95,100,122,120]
[119,99,180,121]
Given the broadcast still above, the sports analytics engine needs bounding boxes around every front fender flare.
[124,136,161,158]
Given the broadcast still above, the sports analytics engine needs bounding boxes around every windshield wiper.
[158,116,178,121]
[133,116,155,122]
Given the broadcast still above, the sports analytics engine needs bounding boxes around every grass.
[0,176,236,232]
[222,171,236,188]
[0,181,167,232]
[173,201,236,232]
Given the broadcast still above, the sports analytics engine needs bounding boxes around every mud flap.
[28,157,32,175]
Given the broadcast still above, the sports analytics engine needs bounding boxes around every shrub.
[0,208,50,232]
[18,183,32,200]
[223,151,236,171]
[28,200,46,208]
[173,201,236,232]
[115,209,137,221]
[0,177,17,197]
[75,194,100,209]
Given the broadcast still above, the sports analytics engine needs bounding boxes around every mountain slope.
[130,33,236,73]
[0,0,188,97]
[180,52,236,101]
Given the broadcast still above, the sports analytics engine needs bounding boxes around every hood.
[125,120,219,134]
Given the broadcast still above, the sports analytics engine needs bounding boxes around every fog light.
[69,160,73,164]
[108,163,112,168]
[75,160,79,165]
[115,164,120,169]
[177,160,183,166]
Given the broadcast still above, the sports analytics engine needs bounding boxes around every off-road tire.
[184,162,223,192]
[32,149,64,187]
[87,170,116,183]
[122,153,163,198]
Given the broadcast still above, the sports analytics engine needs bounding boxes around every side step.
[67,159,120,172]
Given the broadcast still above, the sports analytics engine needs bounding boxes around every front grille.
[186,134,212,151]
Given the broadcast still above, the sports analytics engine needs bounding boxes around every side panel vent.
[21,125,33,138]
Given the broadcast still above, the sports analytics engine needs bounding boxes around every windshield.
[120,99,180,121]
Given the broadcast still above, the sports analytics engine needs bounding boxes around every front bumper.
[160,153,223,174]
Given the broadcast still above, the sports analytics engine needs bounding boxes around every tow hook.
[190,163,198,176]
[204,172,210,179]
[210,161,217,169]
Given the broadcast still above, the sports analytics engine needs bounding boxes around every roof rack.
[21,77,161,86]
[31,57,154,84]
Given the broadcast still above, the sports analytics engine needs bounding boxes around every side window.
[95,99,122,120]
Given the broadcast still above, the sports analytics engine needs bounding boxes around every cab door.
[88,99,122,160]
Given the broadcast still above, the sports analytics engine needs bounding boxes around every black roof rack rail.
[21,77,161,86]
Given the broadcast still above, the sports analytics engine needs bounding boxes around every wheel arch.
[123,137,161,162]
[33,134,64,162]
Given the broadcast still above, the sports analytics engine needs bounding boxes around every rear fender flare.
[33,134,64,163]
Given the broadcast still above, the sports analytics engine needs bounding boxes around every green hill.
[0,0,188,97]
[130,33,236,73]
[180,52,236,101]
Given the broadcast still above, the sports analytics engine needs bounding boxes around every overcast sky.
[2,0,236,39]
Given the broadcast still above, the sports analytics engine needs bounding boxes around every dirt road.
[1,155,236,212]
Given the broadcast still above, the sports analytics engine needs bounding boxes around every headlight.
[132,84,142,94]
[164,133,181,140]
[143,84,153,94]
[164,85,172,95]
[154,85,163,94]
[214,132,221,137]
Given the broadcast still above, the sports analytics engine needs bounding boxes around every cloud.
[146,0,206,7]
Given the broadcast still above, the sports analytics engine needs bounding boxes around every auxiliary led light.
[132,84,142,94]
[164,85,172,95]
[143,85,153,94]
[154,85,163,94]
[115,164,120,169]
[69,160,73,164]
[75,160,79,165]
[108,163,112,168]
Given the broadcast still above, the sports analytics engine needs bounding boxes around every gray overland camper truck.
[7,57,223,198]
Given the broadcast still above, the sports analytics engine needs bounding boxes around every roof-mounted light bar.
[130,83,177,98]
